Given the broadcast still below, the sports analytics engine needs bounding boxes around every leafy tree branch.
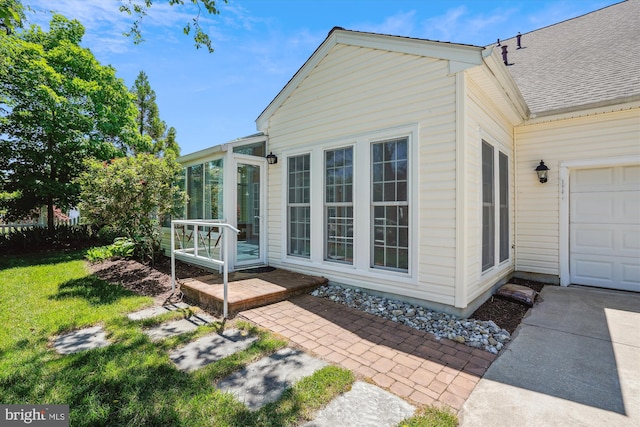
[119,0,227,53]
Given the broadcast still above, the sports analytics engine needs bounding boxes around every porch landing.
[179,267,327,315]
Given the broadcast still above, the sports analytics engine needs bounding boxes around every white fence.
[0,217,81,234]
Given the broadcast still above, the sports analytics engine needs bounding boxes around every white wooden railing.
[170,219,239,319]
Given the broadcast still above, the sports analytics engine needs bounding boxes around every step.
[217,347,328,410]
[143,312,216,341]
[169,329,258,371]
[53,325,110,354]
[302,381,415,427]
[127,302,190,321]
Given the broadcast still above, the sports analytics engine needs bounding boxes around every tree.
[119,0,227,53]
[130,70,180,157]
[0,0,24,35]
[79,154,186,263]
[164,126,180,157]
[0,15,140,229]
[131,70,166,154]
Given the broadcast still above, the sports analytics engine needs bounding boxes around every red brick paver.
[239,294,496,411]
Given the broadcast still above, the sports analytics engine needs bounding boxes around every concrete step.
[127,302,190,321]
[169,329,258,371]
[143,312,216,341]
[217,347,327,410]
[302,381,415,427]
[53,325,110,355]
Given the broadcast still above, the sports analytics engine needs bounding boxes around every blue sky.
[25,0,618,155]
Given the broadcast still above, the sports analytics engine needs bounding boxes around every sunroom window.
[187,164,203,219]
[371,138,409,271]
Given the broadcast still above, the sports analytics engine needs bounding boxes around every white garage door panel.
[571,193,615,219]
[570,165,640,292]
[622,263,640,285]
[572,226,614,251]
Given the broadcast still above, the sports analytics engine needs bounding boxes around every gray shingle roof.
[497,0,640,117]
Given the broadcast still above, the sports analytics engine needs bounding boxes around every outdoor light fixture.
[266,152,278,165]
[535,160,549,183]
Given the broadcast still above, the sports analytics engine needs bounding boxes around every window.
[187,164,203,219]
[233,141,265,157]
[371,138,409,271]
[325,147,353,263]
[482,140,509,272]
[288,155,310,257]
[499,152,509,262]
[205,159,223,219]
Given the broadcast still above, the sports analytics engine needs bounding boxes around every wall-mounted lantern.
[266,152,278,165]
[535,160,549,183]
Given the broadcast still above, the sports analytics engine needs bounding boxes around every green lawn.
[0,251,457,426]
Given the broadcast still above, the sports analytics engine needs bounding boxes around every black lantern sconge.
[535,160,549,183]
[266,152,278,165]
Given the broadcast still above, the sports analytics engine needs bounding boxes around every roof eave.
[525,97,640,125]
[482,47,530,122]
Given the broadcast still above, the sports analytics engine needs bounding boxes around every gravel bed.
[311,284,511,354]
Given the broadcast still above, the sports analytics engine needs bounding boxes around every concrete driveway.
[459,285,640,427]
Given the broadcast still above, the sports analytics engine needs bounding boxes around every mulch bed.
[88,257,212,305]
[471,278,546,334]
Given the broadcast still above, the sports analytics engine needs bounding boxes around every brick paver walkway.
[239,294,497,411]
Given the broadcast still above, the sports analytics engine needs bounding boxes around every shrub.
[0,224,96,254]
[79,154,185,264]
[85,237,135,262]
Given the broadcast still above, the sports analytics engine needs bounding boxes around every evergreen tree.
[130,70,180,157]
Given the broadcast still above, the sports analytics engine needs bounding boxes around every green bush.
[85,237,135,262]
[79,154,186,265]
[96,225,120,245]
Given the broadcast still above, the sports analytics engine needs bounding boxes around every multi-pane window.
[371,138,409,271]
[482,140,509,272]
[325,147,353,263]
[288,154,311,257]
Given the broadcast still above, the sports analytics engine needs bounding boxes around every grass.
[0,250,458,426]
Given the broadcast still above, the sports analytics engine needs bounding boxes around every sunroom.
[162,133,270,271]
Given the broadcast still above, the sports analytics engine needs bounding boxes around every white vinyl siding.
[515,108,640,278]
[463,72,515,304]
[265,44,457,305]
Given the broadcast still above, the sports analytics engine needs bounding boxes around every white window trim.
[479,134,512,277]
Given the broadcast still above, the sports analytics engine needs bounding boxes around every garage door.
[570,164,640,292]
